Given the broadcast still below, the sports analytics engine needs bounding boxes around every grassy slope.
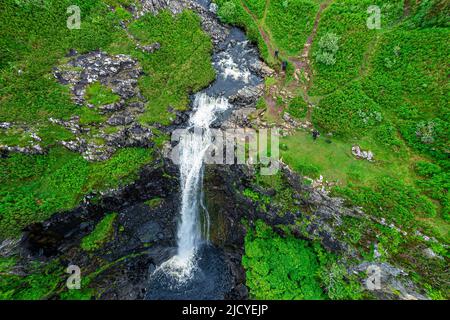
[0,1,214,238]
[217,0,449,298]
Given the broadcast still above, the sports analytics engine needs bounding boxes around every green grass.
[0,2,216,239]
[280,130,413,185]
[309,0,404,96]
[0,128,33,147]
[243,220,362,300]
[215,0,273,63]
[215,0,321,62]
[0,259,64,300]
[0,0,127,124]
[0,147,153,238]
[265,0,319,56]
[85,82,120,106]
[127,10,215,125]
[144,197,163,208]
[81,212,117,251]
[216,0,450,299]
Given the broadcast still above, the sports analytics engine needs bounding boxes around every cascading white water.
[148,24,260,288]
[155,93,229,281]
[176,93,229,260]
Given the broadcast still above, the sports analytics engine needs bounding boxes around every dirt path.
[240,0,275,57]
[403,0,412,18]
[290,2,330,87]
[288,1,330,122]
[241,0,330,119]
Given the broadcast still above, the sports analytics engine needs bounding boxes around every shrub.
[315,33,339,66]
[242,220,326,299]
[218,1,238,23]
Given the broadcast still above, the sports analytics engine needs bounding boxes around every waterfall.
[148,17,262,290]
[176,93,229,260]
[155,93,229,282]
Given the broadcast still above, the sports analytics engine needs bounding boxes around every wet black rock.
[228,84,264,108]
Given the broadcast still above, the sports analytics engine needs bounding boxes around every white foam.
[217,53,251,83]
[160,93,230,282]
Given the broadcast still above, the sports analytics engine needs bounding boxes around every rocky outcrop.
[50,51,155,161]
[14,160,180,299]
[53,50,143,106]
[202,161,430,300]
[352,262,429,300]
[352,145,374,161]
[133,0,185,17]
[132,1,230,46]
[228,84,264,108]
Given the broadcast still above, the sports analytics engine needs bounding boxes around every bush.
[287,96,308,119]
[336,177,437,228]
[315,33,339,66]
[217,1,238,23]
[242,220,326,299]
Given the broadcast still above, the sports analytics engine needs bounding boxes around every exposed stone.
[0,122,12,129]
[353,262,429,300]
[0,238,21,257]
[133,0,185,17]
[209,2,218,14]
[352,145,374,161]
[53,51,143,106]
[0,144,45,155]
[137,42,161,54]
[228,84,264,107]
[423,247,443,260]
[107,112,135,126]
[249,60,275,78]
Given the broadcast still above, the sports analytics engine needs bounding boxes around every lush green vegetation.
[215,0,273,63]
[0,0,448,301]
[0,147,152,238]
[0,258,64,300]
[219,0,449,299]
[127,10,215,124]
[243,220,326,299]
[215,0,320,63]
[0,0,125,124]
[265,0,319,56]
[144,197,162,208]
[243,220,362,300]
[81,212,118,251]
[85,82,120,106]
[0,1,216,239]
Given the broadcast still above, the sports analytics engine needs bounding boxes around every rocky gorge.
[0,0,444,301]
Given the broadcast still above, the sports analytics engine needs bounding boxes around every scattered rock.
[136,42,161,54]
[53,51,143,105]
[353,262,429,300]
[352,145,374,161]
[423,247,443,260]
[228,84,264,107]
[0,122,12,129]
